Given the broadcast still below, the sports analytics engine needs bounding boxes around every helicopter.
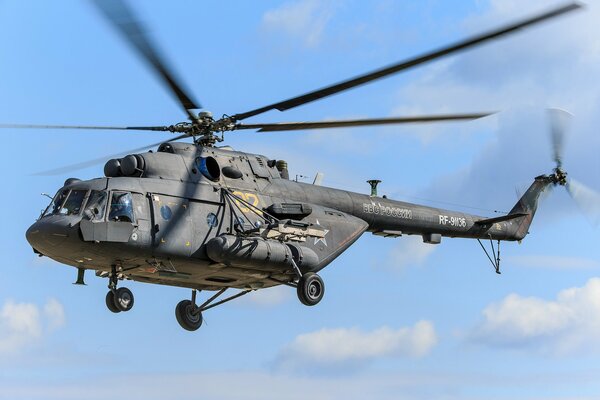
[8,1,588,331]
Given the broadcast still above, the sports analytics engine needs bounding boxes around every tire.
[114,287,134,312]
[175,300,203,331]
[297,272,325,306]
[105,291,121,313]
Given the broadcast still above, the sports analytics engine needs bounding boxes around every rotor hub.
[552,167,568,186]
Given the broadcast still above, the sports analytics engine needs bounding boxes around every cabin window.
[196,156,220,181]
[84,190,108,221]
[206,212,218,228]
[160,205,173,220]
[108,191,135,223]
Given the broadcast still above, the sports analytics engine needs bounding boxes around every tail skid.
[476,172,559,274]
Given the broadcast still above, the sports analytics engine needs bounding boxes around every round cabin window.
[206,212,218,228]
[160,205,173,220]
[197,156,221,181]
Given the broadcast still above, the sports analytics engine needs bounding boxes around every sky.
[1,0,600,399]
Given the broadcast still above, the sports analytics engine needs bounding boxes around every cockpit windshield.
[43,189,87,217]
[43,189,69,217]
[61,190,87,215]
[41,189,135,222]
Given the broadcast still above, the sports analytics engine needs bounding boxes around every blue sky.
[1,1,600,399]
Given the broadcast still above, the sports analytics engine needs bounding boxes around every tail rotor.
[547,108,600,225]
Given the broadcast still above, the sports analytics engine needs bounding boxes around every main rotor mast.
[159,111,239,147]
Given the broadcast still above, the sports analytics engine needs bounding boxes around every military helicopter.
[8,1,589,331]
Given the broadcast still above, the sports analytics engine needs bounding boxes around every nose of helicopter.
[26,216,81,256]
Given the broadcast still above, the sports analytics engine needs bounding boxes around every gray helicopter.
[8,1,589,331]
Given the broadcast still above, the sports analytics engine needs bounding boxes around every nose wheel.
[105,287,135,313]
[105,266,134,313]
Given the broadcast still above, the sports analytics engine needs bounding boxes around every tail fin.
[508,175,555,240]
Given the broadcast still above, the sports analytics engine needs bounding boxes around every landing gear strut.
[175,288,252,331]
[290,259,325,306]
[105,266,135,313]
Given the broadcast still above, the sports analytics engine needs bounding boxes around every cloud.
[0,298,65,355]
[275,320,437,371]
[383,235,437,272]
[2,368,599,400]
[44,298,66,330]
[469,277,600,355]
[261,0,337,47]
[507,255,600,270]
[392,1,600,218]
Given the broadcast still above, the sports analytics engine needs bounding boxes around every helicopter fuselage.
[26,142,550,292]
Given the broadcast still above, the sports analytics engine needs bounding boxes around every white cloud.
[392,2,600,220]
[507,255,600,270]
[469,277,600,355]
[384,235,437,272]
[44,298,66,330]
[261,0,337,47]
[0,298,65,355]
[276,320,437,370]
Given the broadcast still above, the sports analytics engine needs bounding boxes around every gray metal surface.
[26,143,554,293]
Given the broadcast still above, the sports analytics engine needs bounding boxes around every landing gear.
[287,258,325,306]
[175,300,203,331]
[174,288,252,331]
[105,287,135,313]
[104,265,134,313]
[297,272,325,306]
[105,291,121,313]
[114,287,135,311]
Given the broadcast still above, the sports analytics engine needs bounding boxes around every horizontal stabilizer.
[474,213,528,226]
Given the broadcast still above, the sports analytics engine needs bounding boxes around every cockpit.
[42,188,135,223]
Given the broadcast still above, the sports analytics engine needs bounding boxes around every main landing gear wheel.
[105,291,121,313]
[105,287,135,313]
[297,272,325,306]
[175,300,203,331]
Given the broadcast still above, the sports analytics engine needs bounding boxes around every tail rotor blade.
[548,108,573,168]
[566,178,600,226]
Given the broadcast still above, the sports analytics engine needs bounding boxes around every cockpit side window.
[59,190,87,216]
[84,190,108,221]
[108,191,135,223]
[43,189,69,217]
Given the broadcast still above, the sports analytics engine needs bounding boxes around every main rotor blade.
[92,0,200,119]
[547,108,573,169]
[233,2,582,121]
[0,123,171,132]
[236,112,493,132]
[566,179,600,226]
[33,133,189,176]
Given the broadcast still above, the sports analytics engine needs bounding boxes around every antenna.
[367,179,382,196]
